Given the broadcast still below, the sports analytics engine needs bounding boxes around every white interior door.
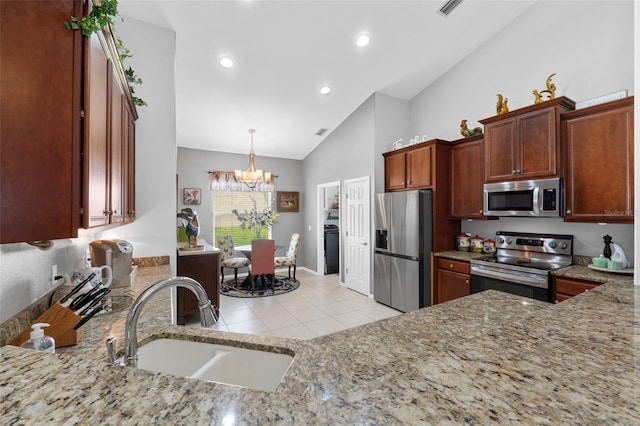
[344,176,370,295]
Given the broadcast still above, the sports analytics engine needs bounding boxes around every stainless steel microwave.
[483,177,562,217]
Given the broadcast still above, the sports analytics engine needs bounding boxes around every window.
[213,191,272,247]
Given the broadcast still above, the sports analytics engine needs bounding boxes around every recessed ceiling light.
[320,86,331,95]
[219,57,234,68]
[356,34,370,47]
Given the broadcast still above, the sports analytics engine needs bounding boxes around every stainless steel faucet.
[106,276,218,367]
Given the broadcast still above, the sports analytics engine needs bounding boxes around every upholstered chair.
[217,234,251,284]
[249,239,276,294]
[274,233,301,280]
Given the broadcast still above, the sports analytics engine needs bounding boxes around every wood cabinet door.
[518,107,557,179]
[384,151,406,191]
[123,101,136,222]
[0,0,83,243]
[406,145,433,189]
[84,33,110,228]
[435,269,470,304]
[109,70,125,224]
[564,100,634,223]
[552,276,601,303]
[177,252,220,325]
[484,117,517,182]
[451,139,484,218]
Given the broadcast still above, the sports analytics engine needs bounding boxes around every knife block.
[10,303,83,349]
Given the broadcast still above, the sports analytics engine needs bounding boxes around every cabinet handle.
[113,210,117,214]
[449,264,453,268]
[479,210,483,214]
[566,209,572,214]
[465,279,469,284]
[512,169,516,174]
[103,210,109,216]
[516,169,521,174]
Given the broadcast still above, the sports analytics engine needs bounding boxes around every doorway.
[316,181,341,277]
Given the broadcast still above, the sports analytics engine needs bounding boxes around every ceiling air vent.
[438,0,463,17]
[315,128,329,136]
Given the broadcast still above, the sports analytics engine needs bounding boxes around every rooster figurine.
[460,120,483,137]
[496,94,509,115]
[177,207,200,247]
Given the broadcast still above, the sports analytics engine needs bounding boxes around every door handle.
[360,242,368,246]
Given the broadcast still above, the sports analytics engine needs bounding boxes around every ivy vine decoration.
[64,0,147,107]
[118,38,147,107]
[63,0,118,37]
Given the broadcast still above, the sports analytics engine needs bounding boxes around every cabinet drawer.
[553,276,600,297]
[436,258,470,274]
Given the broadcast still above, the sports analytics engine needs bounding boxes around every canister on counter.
[483,239,496,254]
[456,233,470,252]
[470,235,484,253]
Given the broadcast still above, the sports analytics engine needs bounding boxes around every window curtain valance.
[208,171,275,192]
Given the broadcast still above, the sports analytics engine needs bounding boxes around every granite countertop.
[177,239,220,256]
[1,264,639,424]
[434,250,493,261]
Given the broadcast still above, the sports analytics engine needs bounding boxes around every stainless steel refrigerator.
[373,190,433,312]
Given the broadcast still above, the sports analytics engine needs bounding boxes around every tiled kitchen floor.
[187,269,400,339]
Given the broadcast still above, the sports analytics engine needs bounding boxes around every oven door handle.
[470,265,549,289]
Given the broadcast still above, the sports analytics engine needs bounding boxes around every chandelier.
[235,129,273,191]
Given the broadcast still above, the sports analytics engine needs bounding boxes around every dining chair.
[217,234,251,284]
[274,233,301,281]
[249,239,276,293]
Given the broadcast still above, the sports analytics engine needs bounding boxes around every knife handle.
[73,305,103,330]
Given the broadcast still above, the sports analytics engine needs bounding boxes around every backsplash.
[0,256,169,347]
[461,218,634,259]
[0,237,91,324]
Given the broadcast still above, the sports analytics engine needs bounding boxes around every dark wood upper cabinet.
[384,143,434,192]
[562,96,634,223]
[383,140,460,253]
[0,0,83,243]
[84,33,111,228]
[480,97,575,183]
[450,134,485,219]
[0,0,137,244]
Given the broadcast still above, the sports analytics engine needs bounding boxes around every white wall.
[301,95,376,272]
[410,1,635,142]
[409,0,635,258]
[373,93,411,193]
[105,17,178,268]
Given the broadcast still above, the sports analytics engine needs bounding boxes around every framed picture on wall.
[277,191,299,212]
[183,188,201,205]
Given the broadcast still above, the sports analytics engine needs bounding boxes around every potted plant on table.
[232,199,278,239]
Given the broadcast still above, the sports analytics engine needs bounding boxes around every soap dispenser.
[20,323,55,353]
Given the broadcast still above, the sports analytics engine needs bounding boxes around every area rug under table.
[220,275,300,298]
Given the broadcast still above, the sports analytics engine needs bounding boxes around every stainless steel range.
[469,231,573,302]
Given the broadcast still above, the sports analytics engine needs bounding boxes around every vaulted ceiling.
[119,0,537,160]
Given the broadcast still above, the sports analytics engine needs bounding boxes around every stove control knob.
[559,242,568,249]
[498,238,505,244]
[506,238,513,245]
[549,241,557,249]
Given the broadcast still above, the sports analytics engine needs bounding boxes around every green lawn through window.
[215,227,269,247]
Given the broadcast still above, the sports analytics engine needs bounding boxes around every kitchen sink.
[136,338,294,392]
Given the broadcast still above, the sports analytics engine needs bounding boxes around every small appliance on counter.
[89,240,135,288]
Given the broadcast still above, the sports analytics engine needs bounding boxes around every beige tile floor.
[187,269,400,339]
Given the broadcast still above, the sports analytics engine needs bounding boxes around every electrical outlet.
[51,265,57,286]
